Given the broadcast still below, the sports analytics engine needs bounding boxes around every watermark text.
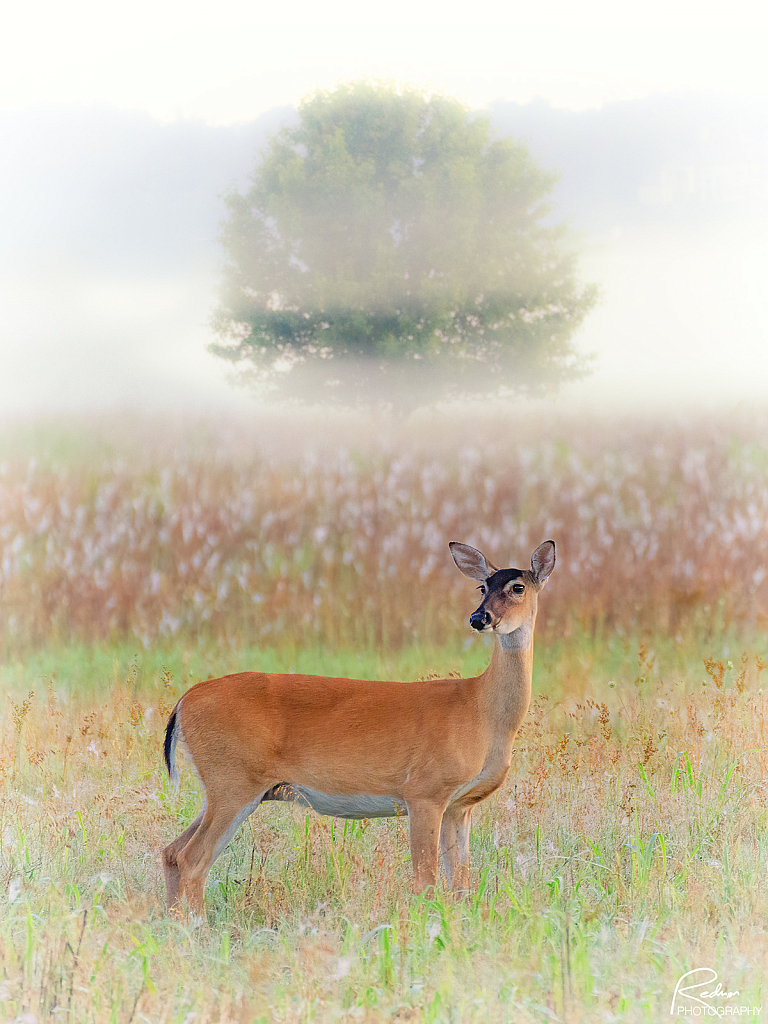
[671,968,762,1017]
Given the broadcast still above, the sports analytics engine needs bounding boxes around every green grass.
[4,620,761,701]
[0,639,488,700]
[2,630,768,1022]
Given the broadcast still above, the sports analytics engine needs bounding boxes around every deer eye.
[511,583,525,595]
[477,585,486,595]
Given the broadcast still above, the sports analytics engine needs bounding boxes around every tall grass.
[1,408,767,655]
[1,642,767,1021]
[1,408,768,1022]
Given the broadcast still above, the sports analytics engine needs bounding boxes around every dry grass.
[1,642,768,1021]
[1,408,767,654]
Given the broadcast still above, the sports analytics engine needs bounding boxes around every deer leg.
[166,786,268,916]
[406,800,445,895]
[439,806,472,893]
[163,810,205,912]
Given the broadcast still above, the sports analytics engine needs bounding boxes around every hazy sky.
[3,0,767,122]
[1,0,767,417]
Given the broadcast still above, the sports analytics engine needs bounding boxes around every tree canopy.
[211,82,597,405]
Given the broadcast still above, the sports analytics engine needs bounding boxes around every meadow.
[1,405,767,1023]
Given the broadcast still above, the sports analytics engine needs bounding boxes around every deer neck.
[478,617,535,756]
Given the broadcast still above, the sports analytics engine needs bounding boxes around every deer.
[162,539,555,915]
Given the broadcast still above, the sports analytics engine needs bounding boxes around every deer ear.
[531,540,556,586]
[449,542,499,581]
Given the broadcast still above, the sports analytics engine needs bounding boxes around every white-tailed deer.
[162,540,555,915]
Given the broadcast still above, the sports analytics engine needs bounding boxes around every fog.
[1,94,766,419]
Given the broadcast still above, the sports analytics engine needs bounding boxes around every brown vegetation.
[1,409,766,653]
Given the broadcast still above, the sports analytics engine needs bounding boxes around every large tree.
[211,82,597,404]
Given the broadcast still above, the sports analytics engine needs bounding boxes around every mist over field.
[1,92,767,416]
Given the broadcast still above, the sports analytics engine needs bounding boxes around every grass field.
[1,407,767,1023]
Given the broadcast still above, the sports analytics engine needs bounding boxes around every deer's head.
[450,541,556,635]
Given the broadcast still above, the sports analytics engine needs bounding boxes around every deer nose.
[470,608,491,630]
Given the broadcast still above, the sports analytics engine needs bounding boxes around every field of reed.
[1,407,767,654]
[1,406,767,1023]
